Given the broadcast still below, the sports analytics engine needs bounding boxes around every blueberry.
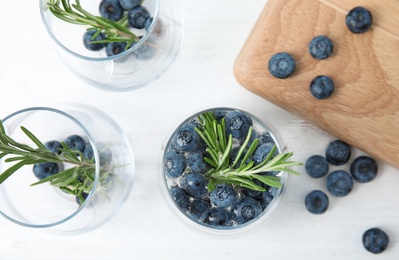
[106,42,128,57]
[325,140,351,166]
[190,198,211,218]
[362,227,389,254]
[83,144,112,166]
[64,135,86,153]
[132,39,157,60]
[76,192,89,205]
[118,0,141,10]
[305,155,329,178]
[180,173,208,198]
[240,179,266,199]
[308,35,334,60]
[187,152,209,174]
[326,170,354,197]
[200,207,233,227]
[164,150,186,178]
[268,52,296,79]
[253,143,275,165]
[99,0,124,21]
[173,123,201,152]
[209,183,236,208]
[346,6,373,34]
[33,162,59,180]
[44,140,62,155]
[350,156,378,183]
[128,6,151,29]
[257,131,275,145]
[258,188,276,210]
[305,190,329,214]
[230,146,252,166]
[310,75,335,99]
[83,29,106,51]
[232,197,262,224]
[212,109,227,121]
[224,111,252,141]
[169,186,189,211]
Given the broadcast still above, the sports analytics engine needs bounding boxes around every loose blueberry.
[118,0,141,10]
[190,198,211,219]
[326,170,354,197]
[305,190,329,214]
[253,143,275,165]
[44,140,62,155]
[346,6,373,34]
[169,186,189,211]
[173,123,201,152]
[164,150,186,178]
[83,29,106,51]
[210,183,236,208]
[200,207,233,227]
[99,0,124,21]
[187,152,209,174]
[268,52,296,79]
[33,162,59,180]
[106,42,128,57]
[310,75,335,99]
[362,227,389,254]
[180,173,208,199]
[64,135,86,153]
[224,111,252,141]
[305,155,329,178]
[350,156,378,183]
[233,197,262,224]
[128,6,151,29]
[308,35,334,60]
[325,140,351,166]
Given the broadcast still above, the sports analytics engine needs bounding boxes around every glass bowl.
[0,104,134,234]
[160,107,291,237]
[40,0,184,91]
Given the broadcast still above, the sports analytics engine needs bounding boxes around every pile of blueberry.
[33,134,111,204]
[163,108,281,229]
[268,6,373,100]
[83,0,157,58]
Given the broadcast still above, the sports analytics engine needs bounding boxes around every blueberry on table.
[233,197,262,224]
[346,6,373,34]
[83,29,106,51]
[308,35,334,60]
[305,155,329,178]
[164,150,186,178]
[180,173,208,199]
[119,0,141,10]
[325,140,351,166]
[362,228,389,254]
[200,207,233,227]
[350,156,378,183]
[64,134,86,153]
[268,52,296,79]
[128,6,151,29]
[44,140,62,155]
[106,42,128,57]
[210,183,237,208]
[310,75,335,99]
[305,190,329,214]
[190,198,211,218]
[173,123,201,152]
[33,162,59,180]
[326,170,354,197]
[169,186,189,211]
[224,111,252,141]
[99,0,124,21]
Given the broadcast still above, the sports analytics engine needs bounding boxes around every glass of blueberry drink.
[161,107,302,236]
[40,0,184,91]
[0,104,134,234]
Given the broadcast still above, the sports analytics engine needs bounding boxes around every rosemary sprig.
[46,0,139,48]
[195,112,302,192]
[0,120,110,202]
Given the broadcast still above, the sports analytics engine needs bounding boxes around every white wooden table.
[0,1,398,259]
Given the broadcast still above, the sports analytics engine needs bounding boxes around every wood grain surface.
[234,0,399,169]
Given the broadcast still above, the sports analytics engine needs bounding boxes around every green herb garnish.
[194,112,302,192]
[0,120,111,203]
[46,0,139,49]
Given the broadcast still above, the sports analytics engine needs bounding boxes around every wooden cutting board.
[234,0,399,169]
